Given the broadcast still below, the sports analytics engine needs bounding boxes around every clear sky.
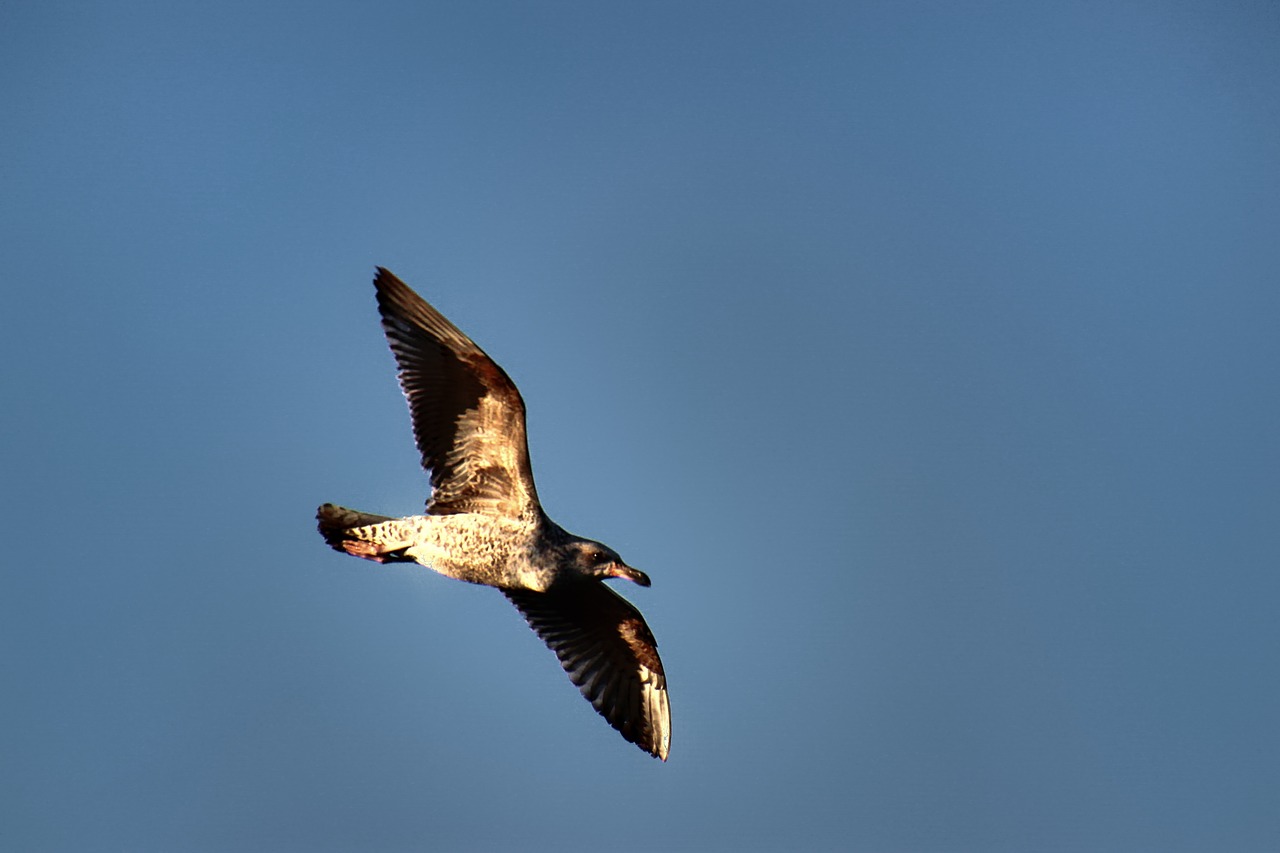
[3,2,1278,850]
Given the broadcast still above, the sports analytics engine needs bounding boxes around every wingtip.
[644,726,670,761]
[650,700,671,762]
[373,266,401,290]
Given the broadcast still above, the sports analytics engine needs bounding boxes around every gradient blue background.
[3,2,1278,850]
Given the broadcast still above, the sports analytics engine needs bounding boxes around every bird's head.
[569,540,651,587]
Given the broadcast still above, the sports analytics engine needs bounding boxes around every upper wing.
[505,583,670,760]
[373,268,540,517]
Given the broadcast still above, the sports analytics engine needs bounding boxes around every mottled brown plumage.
[317,268,670,760]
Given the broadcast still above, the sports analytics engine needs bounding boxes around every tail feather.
[316,503,413,563]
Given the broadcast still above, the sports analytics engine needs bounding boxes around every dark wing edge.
[505,584,671,760]
[372,267,540,516]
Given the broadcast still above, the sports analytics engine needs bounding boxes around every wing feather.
[373,268,540,516]
[506,583,670,760]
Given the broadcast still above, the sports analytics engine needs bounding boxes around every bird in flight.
[317,268,670,760]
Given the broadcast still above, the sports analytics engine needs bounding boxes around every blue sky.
[3,2,1278,850]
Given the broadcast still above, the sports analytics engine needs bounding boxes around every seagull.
[317,268,670,760]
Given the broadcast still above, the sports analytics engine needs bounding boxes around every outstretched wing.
[506,583,670,760]
[373,268,540,517]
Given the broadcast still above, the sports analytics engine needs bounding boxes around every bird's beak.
[607,562,651,587]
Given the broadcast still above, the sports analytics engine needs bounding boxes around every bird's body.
[317,268,670,760]
[319,504,548,589]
